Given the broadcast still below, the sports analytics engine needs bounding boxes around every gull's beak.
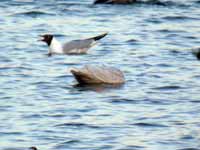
[38,35,45,42]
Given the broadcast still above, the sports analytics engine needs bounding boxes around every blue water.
[1,0,200,150]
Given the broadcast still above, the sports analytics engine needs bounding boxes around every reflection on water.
[73,83,124,92]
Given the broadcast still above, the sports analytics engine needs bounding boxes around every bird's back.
[62,39,95,54]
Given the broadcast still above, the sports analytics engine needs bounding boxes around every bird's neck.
[49,37,63,54]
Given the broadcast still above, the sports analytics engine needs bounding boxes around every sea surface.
[1,0,200,150]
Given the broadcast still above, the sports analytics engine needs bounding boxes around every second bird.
[39,33,108,56]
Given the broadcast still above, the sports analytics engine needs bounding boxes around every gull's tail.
[89,32,108,41]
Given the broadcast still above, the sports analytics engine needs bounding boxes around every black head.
[39,34,53,46]
[29,147,37,150]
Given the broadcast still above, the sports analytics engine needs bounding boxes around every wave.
[152,85,182,90]
[55,122,101,129]
[94,0,191,7]
[195,0,200,4]
[110,98,138,104]
[178,148,200,150]
[54,140,81,149]
[138,0,177,6]
[132,122,168,128]
[162,16,198,21]
[13,11,55,18]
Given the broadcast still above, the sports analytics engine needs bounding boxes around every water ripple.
[13,11,55,17]
[55,123,101,129]
[0,0,200,150]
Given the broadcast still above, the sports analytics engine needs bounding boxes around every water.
[0,0,200,150]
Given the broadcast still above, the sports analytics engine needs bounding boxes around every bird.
[39,33,108,56]
[192,47,200,60]
[94,0,136,4]
[70,65,125,84]
[29,147,37,150]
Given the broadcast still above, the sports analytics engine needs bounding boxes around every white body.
[49,37,63,54]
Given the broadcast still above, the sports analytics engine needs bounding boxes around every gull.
[192,47,200,60]
[39,33,108,56]
[71,65,125,84]
[94,0,136,4]
[29,147,37,150]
